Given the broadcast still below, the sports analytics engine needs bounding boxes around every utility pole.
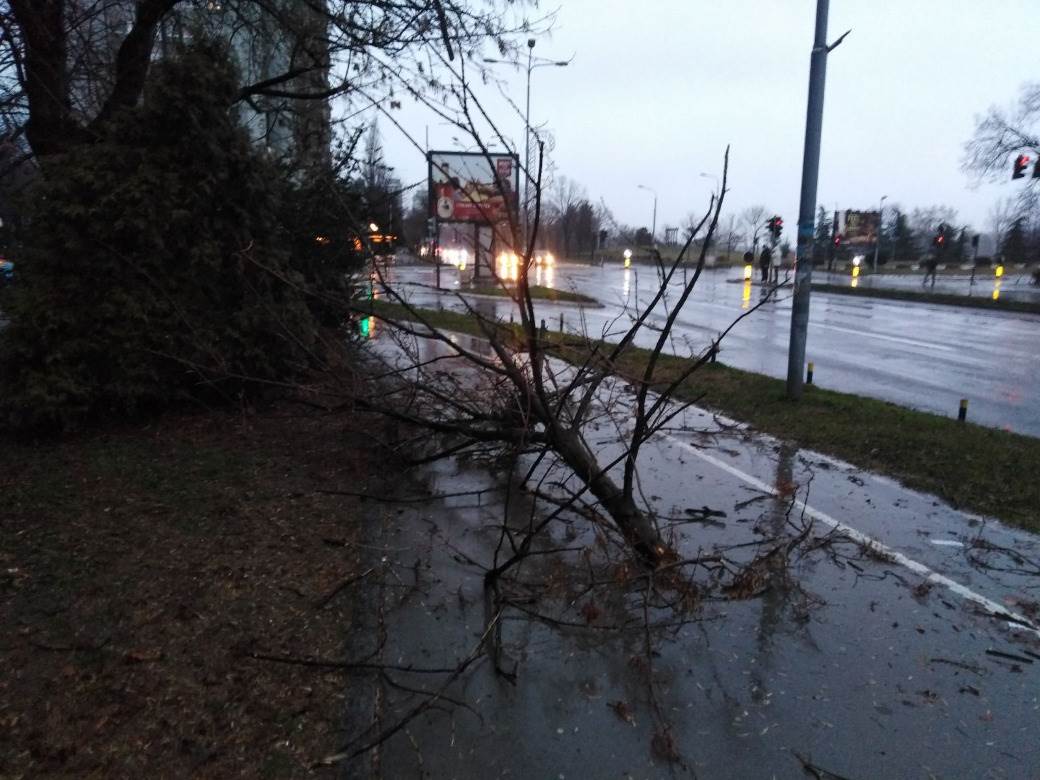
[484,44,568,253]
[638,184,657,246]
[786,0,849,399]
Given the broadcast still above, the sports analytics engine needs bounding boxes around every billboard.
[842,210,880,247]
[428,151,519,225]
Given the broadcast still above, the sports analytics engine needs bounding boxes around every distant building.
[183,1,332,172]
[65,1,332,171]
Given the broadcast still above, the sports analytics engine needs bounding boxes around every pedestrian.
[759,246,771,283]
[770,246,782,283]
[922,255,938,287]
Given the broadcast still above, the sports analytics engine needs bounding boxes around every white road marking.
[663,433,1040,637]
[812,322,956,352]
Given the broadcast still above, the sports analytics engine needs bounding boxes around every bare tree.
[323,52,787,570]
[910,204,958,252]
[988,196,1020,248]
[545,174,585,256]
[963,81,1040,186]
[739,204,768,252]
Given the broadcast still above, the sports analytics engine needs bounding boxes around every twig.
[315,609,503,766]
[245,650,460,675]
[314,567,375,609]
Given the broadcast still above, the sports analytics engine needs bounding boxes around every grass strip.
[466,283,598,305]
[812,282,1040,315]
[366,300,1040,532]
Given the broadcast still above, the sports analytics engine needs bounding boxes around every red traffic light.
[833,234,842,246]
[1013,154,1030,179]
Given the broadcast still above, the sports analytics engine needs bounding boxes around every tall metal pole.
[637,184,657,246]
[523,38,534,249]
[651,195,657,246]
[786,0,843,399]
[872,194,886,272]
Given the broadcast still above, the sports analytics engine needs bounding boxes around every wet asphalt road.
[387,262,1040,437]
[340,336,1040,779]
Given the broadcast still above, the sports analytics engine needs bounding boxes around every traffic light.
[765,216,783,242]
[833,234,842,248]
[1013,154,1030,179]
[934,223,946,251]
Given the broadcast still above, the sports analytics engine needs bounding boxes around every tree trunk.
[91,0,181,130]
[10,0,74,157]
[551,425,663,565]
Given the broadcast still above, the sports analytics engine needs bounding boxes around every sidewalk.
[338,342,1040,778]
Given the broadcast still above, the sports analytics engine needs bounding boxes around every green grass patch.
[594,247,745,267]
[467,283,598,305]
[812,282,1040,315]
[366,300,1040,532]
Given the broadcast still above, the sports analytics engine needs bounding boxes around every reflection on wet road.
[389,262,1040,437]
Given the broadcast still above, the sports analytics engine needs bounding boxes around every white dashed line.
[664,433,1040,637]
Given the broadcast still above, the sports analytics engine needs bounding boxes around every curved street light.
[483,42,572,246]
[698,172,721,195]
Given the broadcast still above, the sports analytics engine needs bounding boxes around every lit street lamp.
[637,184,657,246]
[484,42,570,249]
[872,195,886,273]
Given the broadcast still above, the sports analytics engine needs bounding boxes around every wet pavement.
[338,337,1040,779]
[384,262,1040,437]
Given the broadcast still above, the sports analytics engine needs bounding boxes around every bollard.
[559,312,564,331]
[958,398,968,422]
[540,318,547,337]
[806,361,814,385]
[509,311,514,324]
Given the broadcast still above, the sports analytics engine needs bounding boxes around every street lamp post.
[637,184,657,246]
[872,194,887,273]
[484,44,569,252]
[523,38,535,249]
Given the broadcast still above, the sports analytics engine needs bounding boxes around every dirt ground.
[0,406,391,777]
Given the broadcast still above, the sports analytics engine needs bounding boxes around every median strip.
[812,282,1040,315]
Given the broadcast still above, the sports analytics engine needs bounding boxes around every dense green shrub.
[281,175,367,325]
[0,42,318,430]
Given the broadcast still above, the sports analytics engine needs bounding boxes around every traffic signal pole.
[786,0,848,399]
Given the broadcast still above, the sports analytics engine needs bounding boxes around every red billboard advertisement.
[428,151,520,225]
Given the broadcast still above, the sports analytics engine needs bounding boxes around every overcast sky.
[377,0,1034,238]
